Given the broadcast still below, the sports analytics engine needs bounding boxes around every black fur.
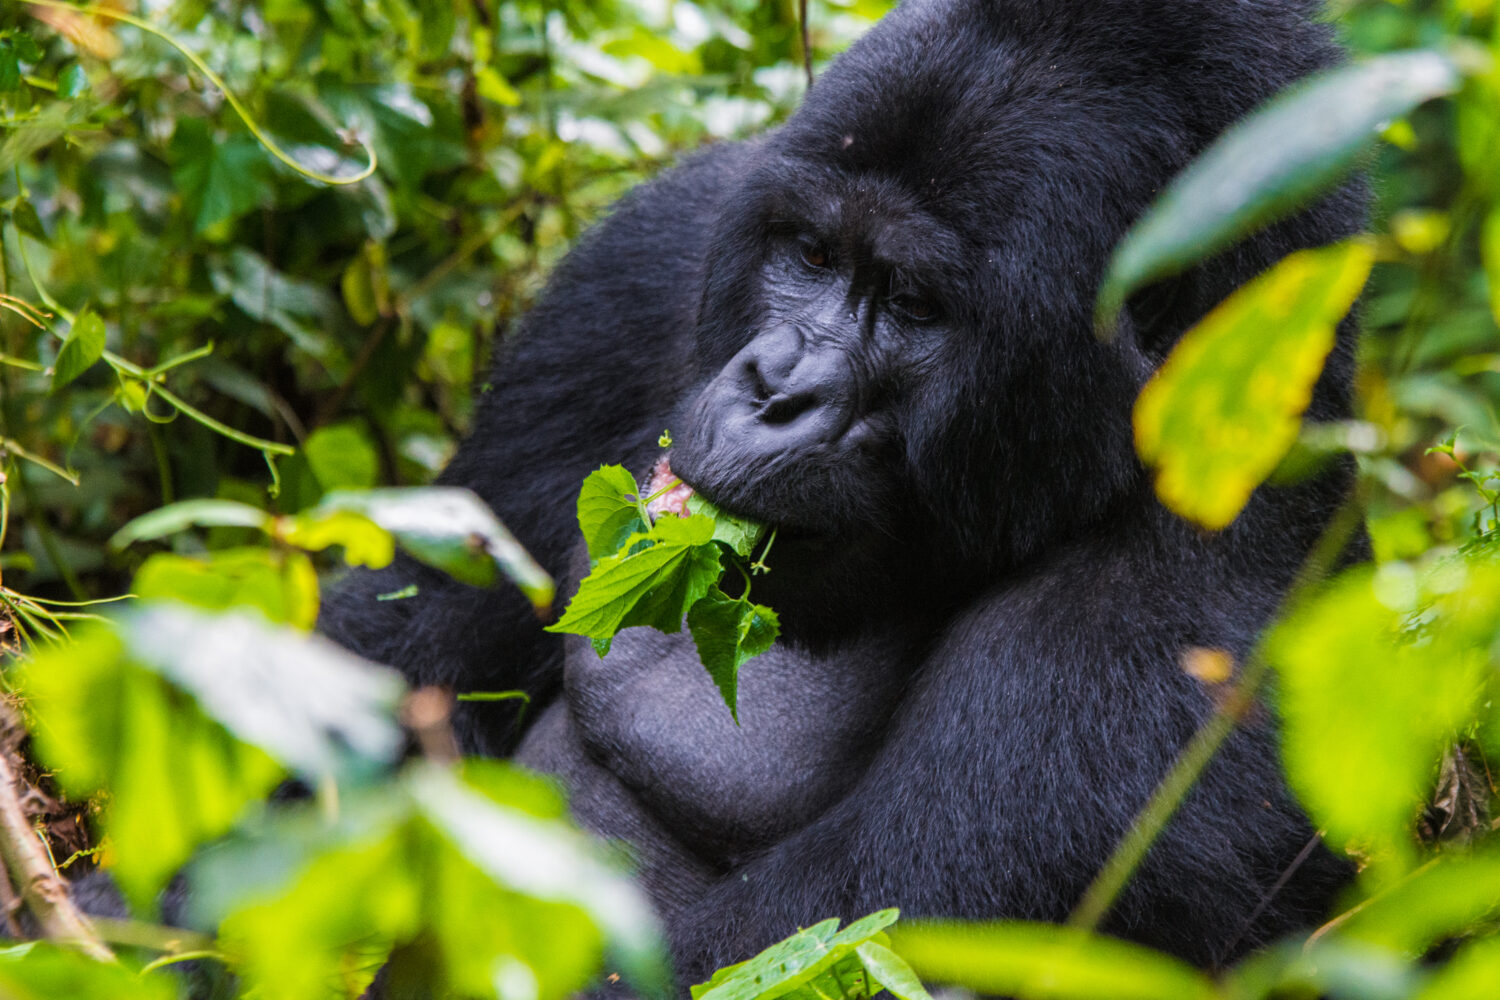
[319,0,1365,986]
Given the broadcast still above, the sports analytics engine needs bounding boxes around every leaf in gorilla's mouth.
[644,456,696,521]
[546,460,778,722]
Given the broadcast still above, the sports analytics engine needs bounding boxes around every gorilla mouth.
[644,456,696,521]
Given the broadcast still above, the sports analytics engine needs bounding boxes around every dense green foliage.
[4,1,1500,998]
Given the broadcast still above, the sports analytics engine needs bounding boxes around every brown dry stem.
[0,748,112,961]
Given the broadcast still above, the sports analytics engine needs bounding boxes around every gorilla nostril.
[761,391,818,425]
[745,360,773,403]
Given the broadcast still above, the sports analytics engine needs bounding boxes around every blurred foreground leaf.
[113,488,554,611]
[1134,240,1373,529]
[891,922,1215,1000]
[132,548,321,628]
[21,604,405,906]
[313,488,554,608]
[1269,557,1499,870]
[189,763,666,1000]
[1098,49,1462,325]
[0,943,174,1000]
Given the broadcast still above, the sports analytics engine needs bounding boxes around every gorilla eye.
[799,242,832,270]
[892,293,937,322]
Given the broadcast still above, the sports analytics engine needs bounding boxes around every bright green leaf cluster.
[695,910,930,1000]
[546,465,779,720]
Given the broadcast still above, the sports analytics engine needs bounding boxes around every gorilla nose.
[738,326,841,432]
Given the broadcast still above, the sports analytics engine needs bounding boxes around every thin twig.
[799,0,814,87]
[1068,485,1367,932]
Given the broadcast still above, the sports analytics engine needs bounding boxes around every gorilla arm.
[665,513,1349,980]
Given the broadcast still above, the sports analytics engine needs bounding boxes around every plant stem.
[1069,484,1367,932]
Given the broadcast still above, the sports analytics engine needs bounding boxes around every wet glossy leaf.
[891,922,1217,1000]
[1098,50,1461,325]
[192,765,664,1000]
[52,309,105,390]
[1134,240,1373,529]
[117,604,406,782]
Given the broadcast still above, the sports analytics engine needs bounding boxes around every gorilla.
[320,0,1366,985]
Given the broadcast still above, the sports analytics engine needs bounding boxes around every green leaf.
[409,765,669,993]
[687,493,767,557]
[133,548,322,629]
[9,199,47,244]
[192,765,666,1000]
[891,922,1218,1000]
[305,421,380,491]
[1228,939,1420,1000]
[21,624,285,908]
[546,515,720,640]
[313,488,554,608]
[208,247,341,359]
[52,309,106,390]
[1334,852,1500,954]
[116,604,406,783]
[577,464,648,563]
[171,122,274,239]
[1097,50,1462,326]
[693,910,901,1000]
[1133,240,1373,530]
[854,942,932,1000]
[282,508,396,569]
[1415,935,1500,1000]
[686,587,780,722]
[0,943,175,1000]
[0,43,18,93]
[110,498,274,550]
[56,62,88,99]
[1267,560,1495,868]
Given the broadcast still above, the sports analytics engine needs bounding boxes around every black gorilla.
[321,0,1366,983]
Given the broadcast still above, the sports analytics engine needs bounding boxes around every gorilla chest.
[545,625,911,861]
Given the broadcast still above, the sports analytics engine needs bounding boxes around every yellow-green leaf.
[891,922,1218,1000]
[1134,240,1373,530]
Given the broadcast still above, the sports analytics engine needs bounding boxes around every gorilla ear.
[1125,271,1198,365]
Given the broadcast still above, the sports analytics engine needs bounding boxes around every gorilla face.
[670,161,960,540]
